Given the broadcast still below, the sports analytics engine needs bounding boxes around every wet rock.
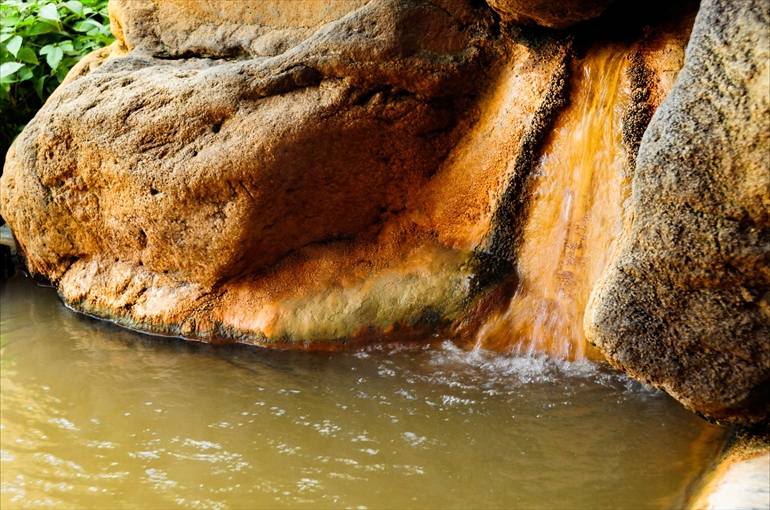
[3,0,571,344]
[486,0,615,28]
[586,0,770,424]
[689,426,770,509]
[0,221,14,279]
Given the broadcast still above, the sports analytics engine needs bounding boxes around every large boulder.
[0,0,573,344]
[585,0,770,424]
[3,0,490,284]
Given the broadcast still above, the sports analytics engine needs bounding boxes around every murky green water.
[1,273,725,509]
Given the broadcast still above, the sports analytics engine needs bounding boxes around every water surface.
[1,274,725,509]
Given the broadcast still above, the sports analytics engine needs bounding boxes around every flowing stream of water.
[2,273,726,509]
[477,45,632,360]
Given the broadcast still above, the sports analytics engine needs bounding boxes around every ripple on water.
[1,274,726,509]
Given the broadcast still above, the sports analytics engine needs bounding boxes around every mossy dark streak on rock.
[470,42,570,293]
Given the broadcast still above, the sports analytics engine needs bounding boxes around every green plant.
[0,0,114,160]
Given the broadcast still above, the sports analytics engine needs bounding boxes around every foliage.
[0,0,114,159]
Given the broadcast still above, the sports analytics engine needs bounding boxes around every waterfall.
[475,45,633,360]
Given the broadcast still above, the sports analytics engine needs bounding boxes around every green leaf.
[73,19,100,33]
[34,75,45,100]
[17,16,37,28]
[55,65,69,83]
[4,35,22,57]
[16,46,38,64]
[38,3,61,23]
[46,46,63,70]
[64,1,85,18]
[27,21,58,35]
[17,66,33,81]
[0,0,114,144]
[0,62,25,79]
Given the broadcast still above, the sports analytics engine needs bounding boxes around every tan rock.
[585,0,770,424]
[1,0,569,345]
[107,0,369,56]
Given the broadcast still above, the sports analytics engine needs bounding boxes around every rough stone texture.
[3,0,493,286]
[108,0,368,56]
[108,0,486,57]
[7,0,765,429]
[585,0,770,424]
[485,0,614,28]
[0,0,570,345]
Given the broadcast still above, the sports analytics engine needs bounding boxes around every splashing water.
[477,45,633,360]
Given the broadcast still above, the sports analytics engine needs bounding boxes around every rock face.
[585,0,770,424]
[1,0,767,427]
[0,0,573,345]
[485,0,614,28]
[4,0,490,285]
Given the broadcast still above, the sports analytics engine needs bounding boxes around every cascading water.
[476,45,633,360]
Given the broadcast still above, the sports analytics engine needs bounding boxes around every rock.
[9,0,765,433]
[107,0,487,57]
[3,0,492,285]
[0,219,14,279]
[689,427,770,509]
[485,0,615,28]
[692,452,770,510]
[107,0,369,57]
[585,0,770,424]
[1,0,571,345]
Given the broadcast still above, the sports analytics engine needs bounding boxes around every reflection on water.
[2,274,725,509]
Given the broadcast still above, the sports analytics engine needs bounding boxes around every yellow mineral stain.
[411,44,565,249]
[476,44,633,360]
[217,216,472,344]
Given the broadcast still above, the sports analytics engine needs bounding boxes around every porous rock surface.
[585,0,770,424]
[0,0,572,345]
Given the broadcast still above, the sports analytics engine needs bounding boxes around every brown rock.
[3,0,490,286]
[11,0,764,431]
[107,0,369,57]
[486,0,615,28]
[108,0,486,57]
[585,0,770,424]
[1,0,569,345]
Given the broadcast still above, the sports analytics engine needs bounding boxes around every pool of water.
[1,273,726,509]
